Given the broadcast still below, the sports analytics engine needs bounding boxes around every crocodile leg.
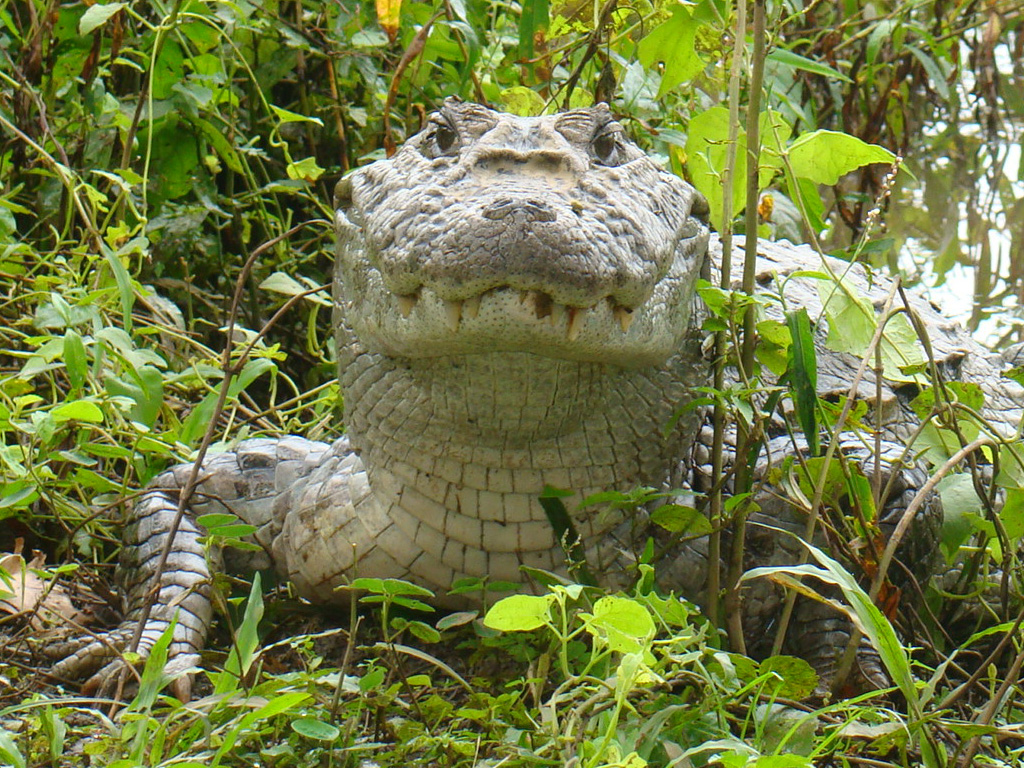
[743,437,942,693]
[50,437,330,695]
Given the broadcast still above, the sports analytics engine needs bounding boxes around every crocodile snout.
[481,198,557,222]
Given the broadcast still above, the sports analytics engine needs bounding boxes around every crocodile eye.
[592,131,620,166]
[434,124,458,153]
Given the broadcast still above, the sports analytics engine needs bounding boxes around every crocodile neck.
[340,349,703,586]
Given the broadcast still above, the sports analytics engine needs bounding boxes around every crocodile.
[52,99,1023,695]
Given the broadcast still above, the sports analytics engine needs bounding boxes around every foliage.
[0,0,1022,765]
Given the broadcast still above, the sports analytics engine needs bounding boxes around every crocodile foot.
[48,616,202,700]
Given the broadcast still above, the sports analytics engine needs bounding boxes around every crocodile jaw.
[334,104,707,369]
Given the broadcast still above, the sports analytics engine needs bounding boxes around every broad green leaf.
[0,485,39,510]
[382,578,434,597]
[585,596,655,653]
[650,504,712,535]
[151,40,185,101]
[499,86,545,117]
[815,278,924,382]
[197,513,241,528]
[407,620,442,643]
[105,366,164,427]
[0,724,27,768]
[51,400,104,424]
[909,381,985,419]
[271,105,324,126]
[233,357,277,394]
[141,117,200,200]
[484,594,552,631]
[798,456,875,521]
[638,7,705,97]
[686,107,791,228]
[788,130,897,186]
[1000,487,1024,542]
[758,656,818,699]
[937,473,982,562]
[78,3,125,35]
[350,577,385,593]
[287,157,325,182]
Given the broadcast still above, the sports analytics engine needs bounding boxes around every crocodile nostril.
[481,198,557,222]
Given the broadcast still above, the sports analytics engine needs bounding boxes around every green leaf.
[518,0,548,61]
[286,157,325,182]
[260,272,331,306]
[78,2,125,35]
[785,308,818,456]
[585,596,655,653]
[638,7,705,97]
[498,86,545,117]
[815,278,924,382]
[686,107,791,228]
[350,577,385,593]
[758,655,819,699]
[407,620,442,643]
[937,473,982,562]
[484,594,553,631]
[866,19,898,64]
[649,504,712,535]
[905,44,950,101]
[788,130,897,186]
[744,536,921,720]
[291,718,341,742]
[766,49,851,82]
[271,105,324,126]
[212,692,311,763]
[1000,487,1024,542]
[104,250,135,333]
[105,366,165,427]
[0,485,39,510]
[151,40,185,101]
[197,118,244,173]
[63,329,88,394]
[51,400,104,424]
[0,721,27,768]
[214,573,264,696]
[436,611,477,630]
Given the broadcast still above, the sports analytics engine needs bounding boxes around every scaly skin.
[51,100,1023,695]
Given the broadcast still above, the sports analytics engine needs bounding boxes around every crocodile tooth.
[550,302,566,327]
[444,300,463,332]
[519,290,530,305]
[566,307,586,341]
[464,295,481,319]
[397,294,417,318]
[614,305,635,333]
[533,291,553,320]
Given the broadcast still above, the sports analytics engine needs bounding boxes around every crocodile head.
[333,99,709,369]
